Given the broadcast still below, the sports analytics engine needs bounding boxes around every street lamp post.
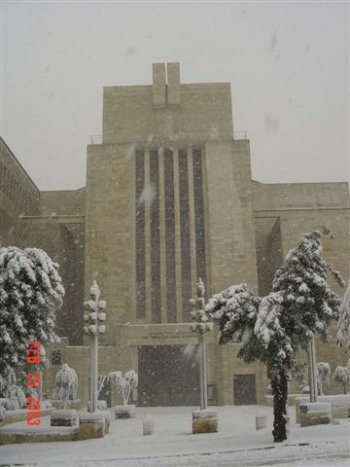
[308,335,318,403]
[83,281,107,413]
[190,278,213,411]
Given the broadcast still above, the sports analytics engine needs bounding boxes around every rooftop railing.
[90,131,248,145]
[233,131,248,140]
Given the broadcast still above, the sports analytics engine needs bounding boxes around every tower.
[84,63,259,404]
[86,62,258,333]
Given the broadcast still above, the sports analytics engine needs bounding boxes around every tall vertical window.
[150,148,161,323]
[134,143,207,323]
[164,149,177,322]
[135,148,146,319]
[178,148,192,321]
[193,146,207,293]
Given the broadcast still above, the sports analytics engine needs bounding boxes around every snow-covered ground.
[1,405,349,466]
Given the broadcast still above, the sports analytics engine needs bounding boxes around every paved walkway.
[1,406,349,466]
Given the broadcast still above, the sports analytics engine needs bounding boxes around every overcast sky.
[1,1,349,191]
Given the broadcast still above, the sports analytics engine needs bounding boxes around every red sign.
[26,341,42,426]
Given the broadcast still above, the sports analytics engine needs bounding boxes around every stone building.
[1,63,349,406]
[0,137,85,345]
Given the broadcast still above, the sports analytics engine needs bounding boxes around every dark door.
[233,374,257,405]
[138,345,199,406]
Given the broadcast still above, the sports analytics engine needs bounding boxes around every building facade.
[0,138,85,345]
[1,63,349,406]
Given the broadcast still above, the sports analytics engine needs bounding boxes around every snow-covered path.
[1,405,349,466]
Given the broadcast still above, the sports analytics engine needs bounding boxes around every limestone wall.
[40,188,85,216]
[103,83,233,145]
[85,143,133,344]
[252,181,350,211]
[0,138,40,244]
[205,139,258,295]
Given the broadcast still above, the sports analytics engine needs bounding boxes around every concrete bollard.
[192,410,218,434]
[143,415,154,435]
[255,415,267,430]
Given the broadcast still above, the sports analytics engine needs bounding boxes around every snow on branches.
[337,280,350,349]
[0,246,65,394]
[205,283,262,360]
[53,363,78,401]
[205,228,344,443]
[317,362,330,395]
[333,361,350,394]
[254,293,294,376]
[105,370,138,405]
[272,229,344,346]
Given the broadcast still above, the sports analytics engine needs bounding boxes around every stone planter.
[51,399,81,410]
[299,402,331,427]
[0,425,79,445]
[79,411,110,440]
[296,395,350,423]
[255,415,267,430]
[50,409,79,427]
[0,408,52,427]
[115,404,136,419]
[192,410,218,434]
[143,415,154,435]
[0,407,6,422]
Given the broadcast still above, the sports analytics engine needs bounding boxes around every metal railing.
[90,131,248,145]
[90,135,103,145]
[233,131,248,140]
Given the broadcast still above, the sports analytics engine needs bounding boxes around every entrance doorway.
[138,345,199,406]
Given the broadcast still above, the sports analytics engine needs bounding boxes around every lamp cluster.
[190,278,213,335]
[83,280,107,336]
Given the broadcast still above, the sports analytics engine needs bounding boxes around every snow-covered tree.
[253,292,294,442]
[0,246,64,394]
[106,370,138,405]
[333,362,350,394]
[1,384,26,410]
[206,229,344,443]
[267,228,344,441]
[53,363,78,402]
[317,362,331,395]
[337,280,350,349]
[272,229,344,343]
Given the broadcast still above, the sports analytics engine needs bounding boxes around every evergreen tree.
[206,229,344,443]
[0,246,64,394]
[271,229,343,345]
[265,228,344,441]
[254,292,293,442]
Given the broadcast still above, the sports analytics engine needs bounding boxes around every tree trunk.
[271,368,288,442]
